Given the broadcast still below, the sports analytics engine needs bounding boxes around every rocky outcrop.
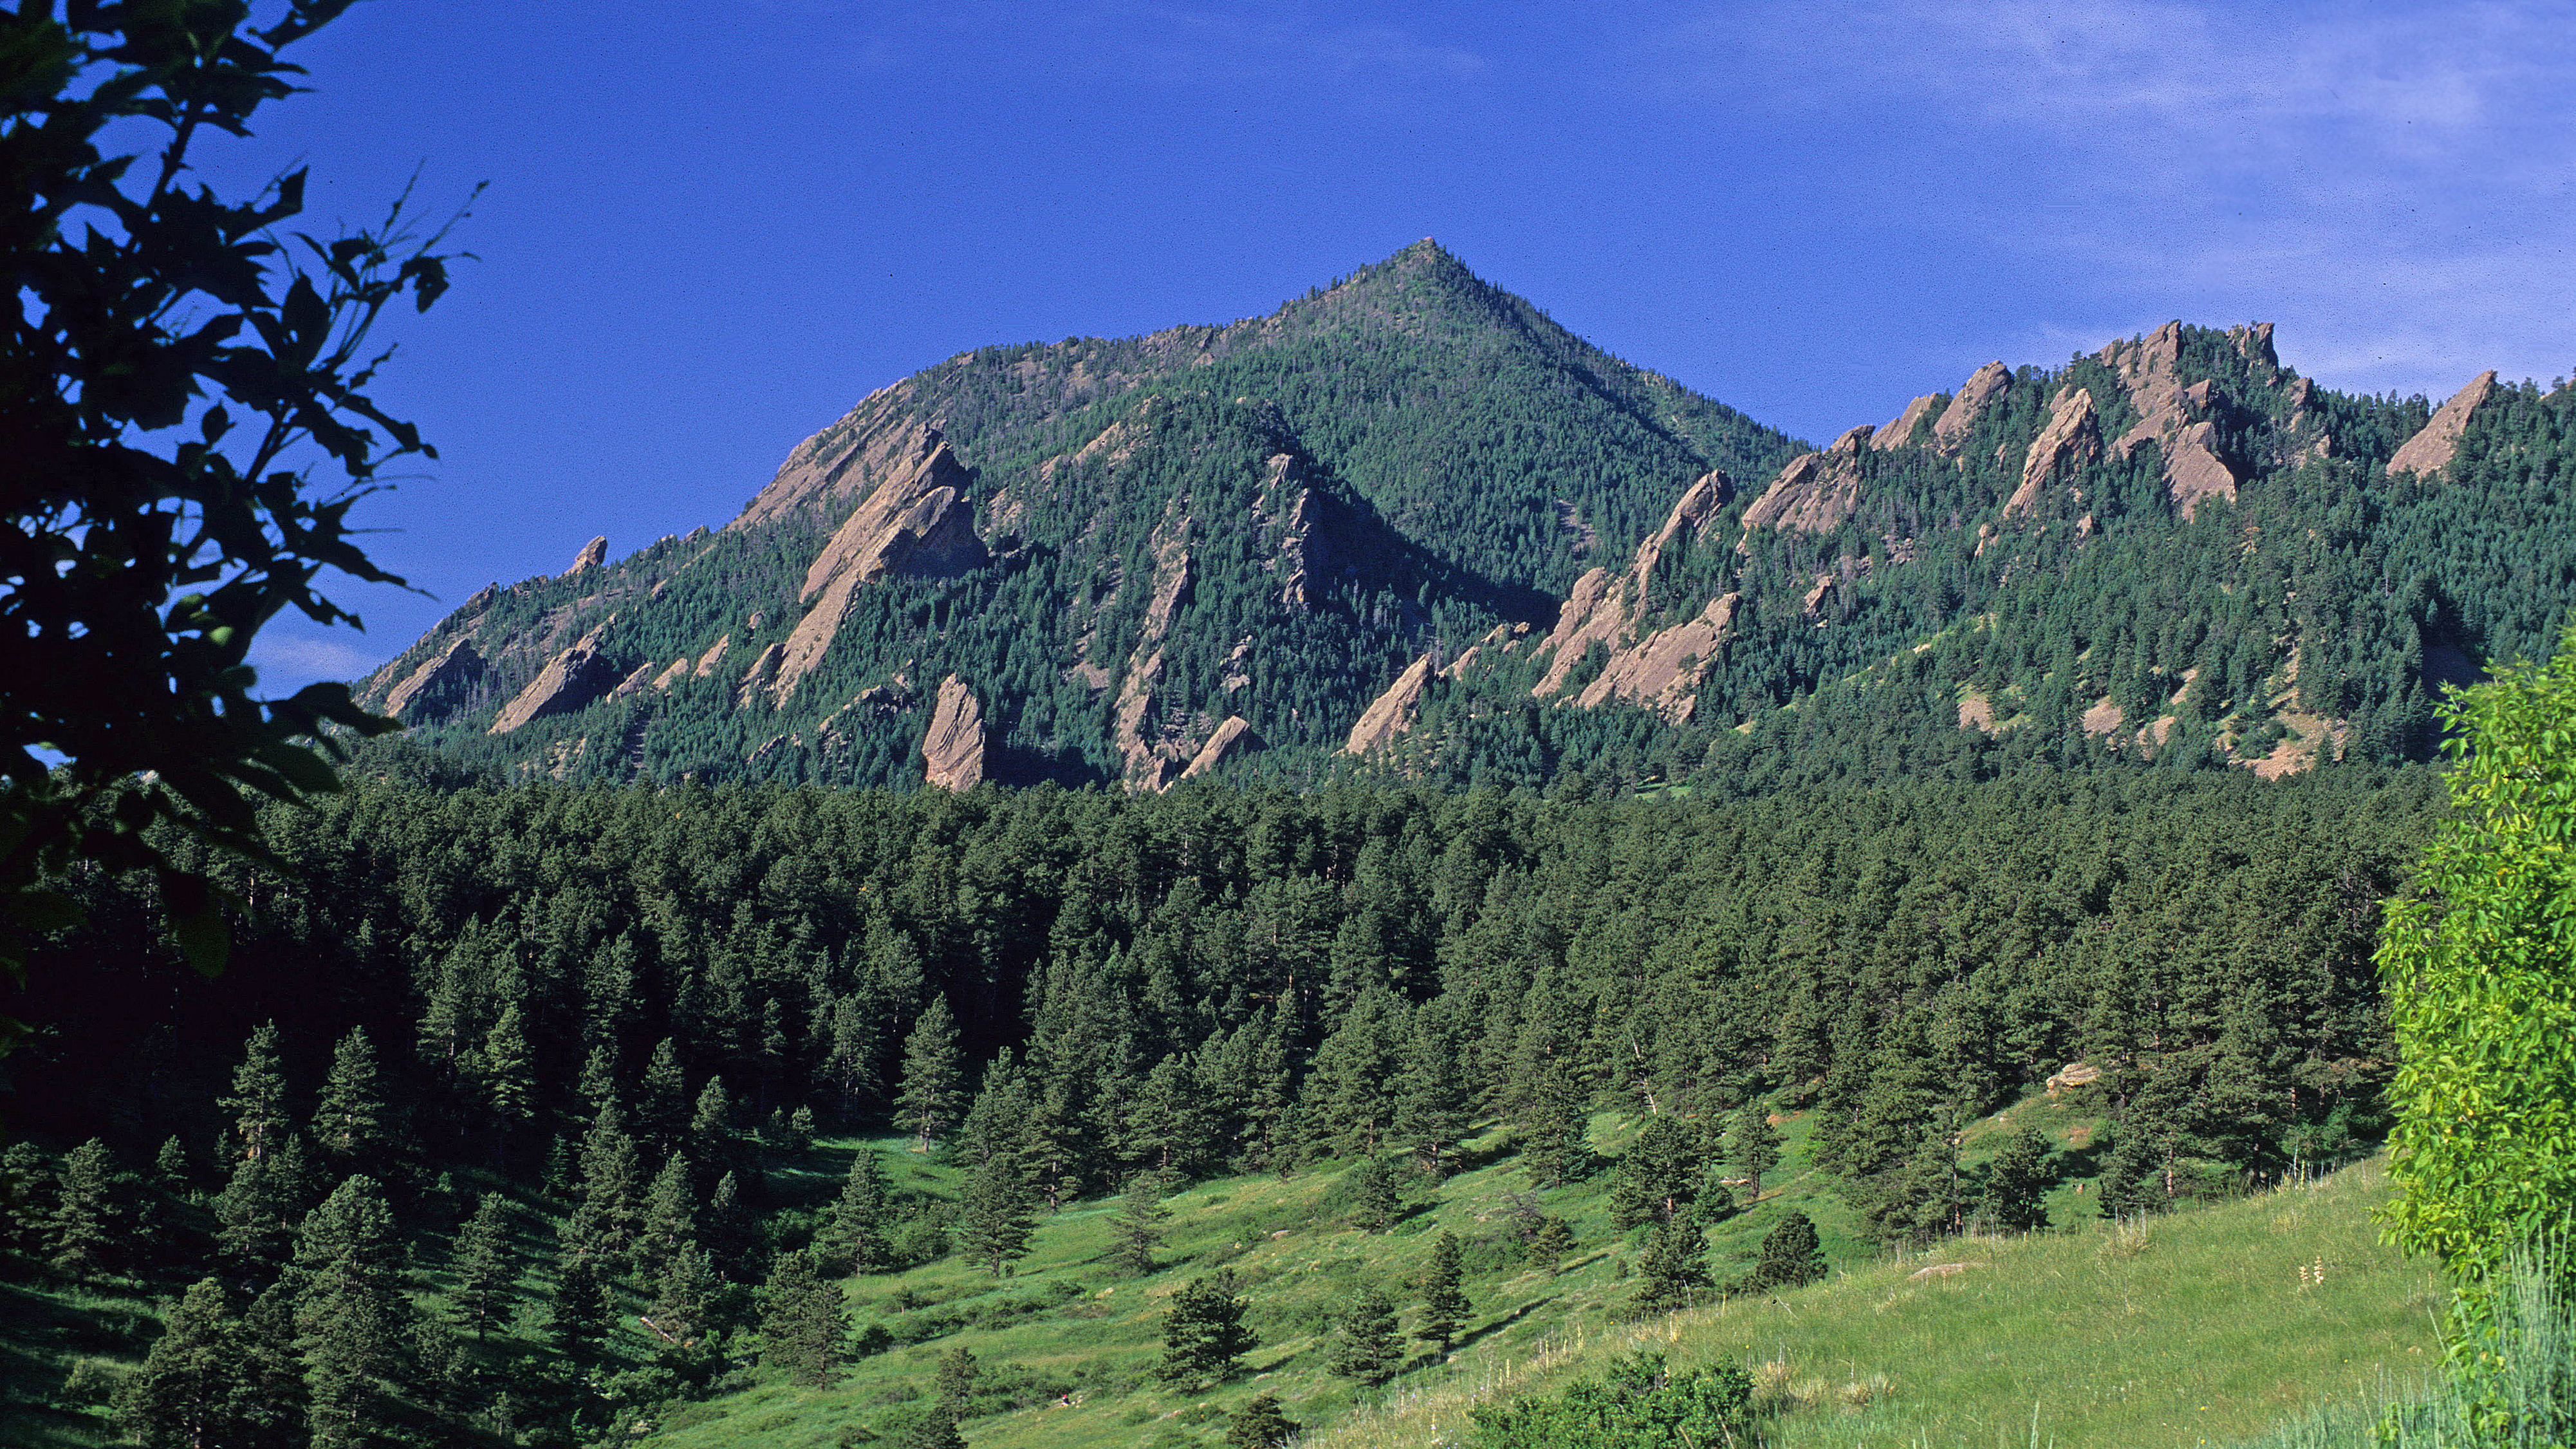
[1934,362,2012,453]
[732,382,934,528]
[488,624,622,734]
[1571,593,1737,720]
[607,662,658,701]
[2099,321,2239,519]
[1873,394,1941,450]
[1178,716,1260,781]
[770,431,990,705]
[1741,430,1867,534]
[2387,370,2499,479]
[920,675,986,790]
[734,643,783,709]
[1530,467,1744,718]
[2005,386,2100,516]
[1346,655,1433,754]
[565,536,607,575]
[384,637,485,721]
[1112,516,1197,780]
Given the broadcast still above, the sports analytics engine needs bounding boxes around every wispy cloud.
[248,632,385,694]
[1642,0,2576,396]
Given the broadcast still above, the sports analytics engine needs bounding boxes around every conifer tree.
[1330,1285,1403,1387]
[116,1277,249,1446]
[1122,1052,1211,1179]
[934,1344,979,1415]
[759,1248,848,1387]
[704,1170,751,1280]
[1346,1153,1402,1233]
[1631,1218,1713,1314]
[1158,1269,1257,1388]
[452,1193,515,1338]
[900,1403,967,1449]
[1741,1210,1826,1293]
[897,997,965,1152]
[477,1007,537,1151]
[1520,1060,1589,1191]
[641,1038,690,1147]
[1530,1214,1575,1275]
[221,1021,292,1165]
[238,1279,309,1441]
[958,1048,1035,1175]
[2,1141,53,1253]
[819,1148,893,1275]
[956,1158,1036,1276]
[1107,1172,1169,1275]
[636,1152,698,1282]
[153,1135,192,1199]
[1979,1126,2051,1233]
[311,1027,391,1169]
[577,1042,620,1118]
[1227,1392,1300,1449]
[216,1150,296,1277]
[691,1075,739,1151]
[49,1137,124,1281]
[1610,1114,1700,1229]
[549,1211,616,1358]
[1394,1009,1471,1177]
[1730,1099,1781,1201]
[1417,1231,1471,1353]
[646,1242,725,1391]
[570,1104,645,1269]
[293,1176,409,1449]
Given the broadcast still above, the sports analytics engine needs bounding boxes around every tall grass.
[2235,1242,2574,1449]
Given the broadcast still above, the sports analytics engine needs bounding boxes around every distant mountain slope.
[357,247,2576,791]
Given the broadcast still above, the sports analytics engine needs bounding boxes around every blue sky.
[207,0,2576,691]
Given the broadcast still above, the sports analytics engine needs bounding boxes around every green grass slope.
[642,1101,2436,1449]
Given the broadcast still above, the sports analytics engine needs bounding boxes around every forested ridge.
[353,246,2576,798]
[3,765,2439,1443]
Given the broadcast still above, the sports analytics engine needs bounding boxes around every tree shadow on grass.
[1450,1293,1555,1354]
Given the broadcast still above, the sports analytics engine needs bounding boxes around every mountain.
[355,245,2576,792]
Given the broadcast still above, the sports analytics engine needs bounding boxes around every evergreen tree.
[1630,1219,1712,1314]
[115,1276,249,1448]
[637,1151,698,1281]
[1979,1126,2051,1233]
[1346,1154,1402,1233]
[1330,1285,1404,1387]
[476,1007,537,1152]
[898,997,965,1152]
[1158,1269,1257,1388]
[577,1042,620,1118]
[2,1141,53,1253]
[646,1242,725,1391]
[1417,1230,1471,1353]
[958,1048,1037,1175]
[759,1248,848,1387]
[570,1103,645,1269]
[311,1026,391,1169]
[640,1038,690,1147]
[955,1159,1036,1276]
[934,1344,979,1415]
[293,1176,410,1449]
[1730,1099,1781,1201]
[216,1150,296,1278]
[1227,1392,1300,1449]
[1122,1052,1211,1179]
[452,1193,515,1338]
[1107,1172,1169,1276]
[899,1403,967,1449]
[1741,1210,1827,1293]
[1520,1061,1589,1191]
[1609,1114,1700,1229]
[152,1134,192,1199]
[548,1220,615,1357]
[2095,1121,2163,1219]
[48,1137,125,1281]
[1530,1214,1575,1275]
[221,1021,292,1166]
[819,1148,893,1275]
[1393,1009,1472,1177]
[237,1278,309,1443]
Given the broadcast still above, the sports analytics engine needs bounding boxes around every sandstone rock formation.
[920,675,986,790]
[2387,370,2499,479]
[1933,362,2012,453]
[384,637,485,721]
[489,624,622,734]
[1873,393,1941,450]
[1346,655,1432,754]
[2006,387,2100,516]
[1179,716,1260,781]
[770,429,990,704]
[566,536,607,575]
[2097,321,2240,519]
[1530,467,1742,719]
[1741,432,1866,534]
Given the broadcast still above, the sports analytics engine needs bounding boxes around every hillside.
[348,245,2576,794]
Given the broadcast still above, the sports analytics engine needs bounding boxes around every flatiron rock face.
[489,623,623,734]
[2387,371,2499,480]
[920,675,987,790]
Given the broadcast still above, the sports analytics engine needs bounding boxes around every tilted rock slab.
[2099,321,2240,520]
[920,675,987,790]
[2387,370,2499,480]
[2006,386,2100,517]
[488,622,623,734]
[384,636,485,721]
[1179,715,1261,781]
[1933,362,2012,454]
[770,431,990,706]
[1346,655,1433,754]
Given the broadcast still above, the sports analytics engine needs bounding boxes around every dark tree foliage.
[1529,1215,1575,1275]
[1630,1219,1712,1315]
[1,0,459,989]
[759,1248,848,1387]
[1470,1351,1754,1449]
[1158,1269,1257,1388]
[1418,1230,1472,1353]
[1980,1126,2052,1233]
[1330,1285,1404,1387]
[1107,1171,1169,1276]
[1227,1392,1301,1449]
[1740,1210,1827,1295]
[450,1192,514,1338]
